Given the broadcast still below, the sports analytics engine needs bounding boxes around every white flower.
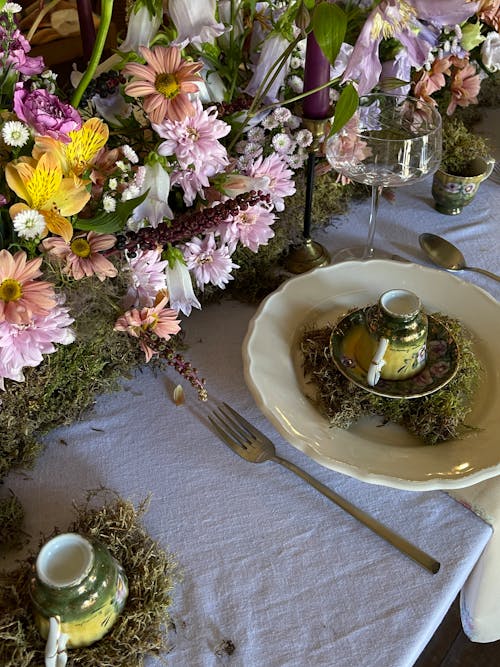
[169,0,226,48]
[272,107,292,124]
[290,56,302,69]
[119,0,163,53]
[103,195,116,212]
[287,75,303,94]
[122,145,139,163]
[12,209,46,239]
[132,161,173,227]
[165,258,201,317]
[272,133,293,154]
[481,31,500,73]
[295,129,313,148]
[2,121,30,147]
[4,3,22,13]
[247,126,266,144]
[108,178,118,191]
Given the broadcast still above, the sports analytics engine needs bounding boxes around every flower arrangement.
[0,0,499,475]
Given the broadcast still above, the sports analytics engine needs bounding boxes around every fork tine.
[221,402,264,440]
[208,414,247,453]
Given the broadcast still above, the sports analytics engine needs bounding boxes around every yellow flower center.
[155,73,180,99]
[0,278,23,303]
[70,238,91,258]
[370,1,417,40]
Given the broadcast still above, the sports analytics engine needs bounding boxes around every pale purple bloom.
[272,132,294,154]
[93,92,133,125]
[245,32,292,103]
[380,55,412,95]
[197,61,227,103]
[13,84,81,143]
[219,203,276,253]
[0,304,74,387]
[171,167,211,206]
[247,153,296,212]
[182,234,238,291]
[0,27,44,76]
[119,0,162,53]
[165,257,201,316]
[123,248,168,309]
[155,99,230,172]
[169,0,226,47]
[342,0,478,95]
[132,161,173,227]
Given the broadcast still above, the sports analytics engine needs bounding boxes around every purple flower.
[182,233,238,290]
[0,27,45,76]
[342,0,478,95]
[13,85,81,143]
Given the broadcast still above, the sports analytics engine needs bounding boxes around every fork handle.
[273,455,440,574]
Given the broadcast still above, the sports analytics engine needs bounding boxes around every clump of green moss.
[440,117,490,176]
[300,314,481,445]
[0,494,25,552]
[0,491,180,667]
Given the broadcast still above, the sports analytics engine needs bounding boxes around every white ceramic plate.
[242,260,500,490]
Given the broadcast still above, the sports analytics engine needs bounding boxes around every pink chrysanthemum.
[114,296,181,362]
[155,99,230,172]
[182,233,239,290]
[246,153,296,212]
[447,61,481,115]
[123,249,168,309]
[123,45,203,124]
[0,249,57,325]
[219,203,276,253]
[42,231,118,281]
[0,303,74,386]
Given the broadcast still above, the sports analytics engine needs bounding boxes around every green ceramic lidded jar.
[30,533,128,649]
[356,289,428,385]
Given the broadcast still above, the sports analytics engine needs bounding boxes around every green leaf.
[304,0,316,9]
[312,2,347,65]
[329,84,359,136]
[73,191,149,234]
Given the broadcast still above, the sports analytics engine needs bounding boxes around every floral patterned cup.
[30,533,128,665]
[432,156,495,215]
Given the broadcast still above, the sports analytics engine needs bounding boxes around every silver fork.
[209,403,440,574]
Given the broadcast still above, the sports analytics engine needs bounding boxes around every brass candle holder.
[285,118,331,274]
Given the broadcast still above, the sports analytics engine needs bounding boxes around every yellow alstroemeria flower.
[33,118,109,177]
[6,152,90,242]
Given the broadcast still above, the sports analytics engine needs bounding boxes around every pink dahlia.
[219,203,276,253]
[42,231,118,281]
[155,99,230,172]
[246,153,295,212]
[123,249,168,309]
[114,296,181,362]
[182,233,239,290]
[0,249,57,325]
[0,304,74,387]
[123,45,203,124]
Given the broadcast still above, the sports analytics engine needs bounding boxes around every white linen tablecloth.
[1,294,493,666]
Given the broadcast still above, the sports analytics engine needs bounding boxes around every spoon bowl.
[419,233,500,283]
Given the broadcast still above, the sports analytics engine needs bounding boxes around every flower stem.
[71,0,114,109]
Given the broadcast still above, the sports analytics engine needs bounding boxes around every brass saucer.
[285,238,330,274]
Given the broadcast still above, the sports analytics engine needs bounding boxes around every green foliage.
[312,2,347,65]
[441,117,490,176]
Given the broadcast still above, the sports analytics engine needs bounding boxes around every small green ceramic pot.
[432,156,495,215]
[30,533,128,649]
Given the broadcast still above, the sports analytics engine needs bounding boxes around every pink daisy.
[123,46,203,124]
[114,296,181,362]
[0,249,57,325]
[0,303,74,385]
[42,231,118,282]
[246,153,296,212]
[123,249,168,309]
[219,203,276,253]
[182,233,238,290]
[155,99,230,172]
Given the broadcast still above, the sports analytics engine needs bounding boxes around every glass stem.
[364,185,382,259]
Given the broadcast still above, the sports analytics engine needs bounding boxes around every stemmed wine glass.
[325,93,442,261]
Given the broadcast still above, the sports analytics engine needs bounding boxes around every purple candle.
[302,32,331,119]
[76,0,97,64]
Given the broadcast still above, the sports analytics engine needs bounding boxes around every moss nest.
[300,315,481,445]
[0,490,180,667]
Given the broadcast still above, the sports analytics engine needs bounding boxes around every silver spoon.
[419,233,500,283]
